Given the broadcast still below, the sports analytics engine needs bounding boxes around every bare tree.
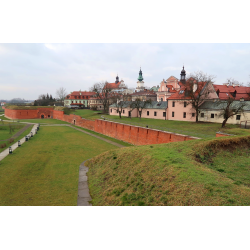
[113,101,127,119]
[130,99,152,120]
[90,82,113,113]
[56,87,67,101]
[185,71,216,122]
[217,98,246,128]
[226,77,244,86]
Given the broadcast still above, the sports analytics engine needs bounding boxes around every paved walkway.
[77,160,92,206]
[0,124,38,161]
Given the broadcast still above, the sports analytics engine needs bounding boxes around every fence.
[240,121,250,129]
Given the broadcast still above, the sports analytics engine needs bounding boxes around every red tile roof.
[167,82,206,100]
[213,84,250,100]
[105,82,122,89]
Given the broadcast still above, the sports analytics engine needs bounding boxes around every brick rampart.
[5,108,199,145]
[5,107,54,119]
[94,119,199,145]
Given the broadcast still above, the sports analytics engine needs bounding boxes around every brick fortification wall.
[5,107,54,119]
[5,108,198,145]
[94,119,198,145]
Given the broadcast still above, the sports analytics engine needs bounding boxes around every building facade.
[64,91,96,108]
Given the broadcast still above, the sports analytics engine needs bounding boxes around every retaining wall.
[94,119,199,145]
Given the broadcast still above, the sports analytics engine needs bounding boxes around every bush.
[9,138,14,144]
[0,143,6,148]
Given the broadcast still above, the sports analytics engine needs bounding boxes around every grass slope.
[86,135,250,206]
[0,126,118,206]
[74,109,103,120]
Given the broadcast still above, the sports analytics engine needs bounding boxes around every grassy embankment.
[86,134,250,206]
[0,126,118,206]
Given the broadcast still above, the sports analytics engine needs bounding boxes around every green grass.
[86,135,250,206]
[102,115,240,139]
[12,118,70,124]
[0,122,25,141]
[0,125,33,153]
[74,109,104,120]
[71,125,133,147]
[0,126,118,206]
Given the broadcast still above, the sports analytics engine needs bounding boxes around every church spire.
[138,67,144,82]
[180,66,186,83]
[115,74,119,84]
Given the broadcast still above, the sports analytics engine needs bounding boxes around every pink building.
[109,101,168,120]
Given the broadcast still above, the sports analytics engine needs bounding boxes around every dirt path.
[0,124,32,142]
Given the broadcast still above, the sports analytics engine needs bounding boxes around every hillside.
[86,135,250,206]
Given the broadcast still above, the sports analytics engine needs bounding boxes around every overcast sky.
[0,43,250,100]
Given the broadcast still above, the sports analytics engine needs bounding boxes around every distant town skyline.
[0,43,250,100]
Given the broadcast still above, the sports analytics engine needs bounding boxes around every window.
[154,112,157,116]
[211,113,214,118]
[172,101,175,107]
[161,98,163,102]
[123,110,125,114]
[192,113,195,117]
[201,113,204,118]
[236,115,241,120]
[184,102,187,107]
[163,112,166,117]
[172,112,174,117]
[110,109,112,113]
[147,111,149,116]
[183,112,186,118]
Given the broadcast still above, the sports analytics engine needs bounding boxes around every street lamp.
[9,146,12,154]
[31,132,33,137]
[18,140,21,147]
[25,135,28,141]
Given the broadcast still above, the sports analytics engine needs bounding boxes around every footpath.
[0,123,38,161]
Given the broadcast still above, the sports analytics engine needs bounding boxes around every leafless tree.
[226,77,244,86]
[185,71,216,122]
[130,98,152,120]
[90,82,113,113]
[217,98,246,128]
[56,87,67,101]
[112,100,127,119]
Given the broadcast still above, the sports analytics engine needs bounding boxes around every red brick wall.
[94,119,198,145]
[61,114,95,130]
[216,132,233,137]
[5,107,54,119]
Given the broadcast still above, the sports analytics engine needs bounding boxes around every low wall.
[94,119,199,145]
[216,132,235,137]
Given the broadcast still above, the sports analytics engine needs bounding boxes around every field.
[86,135,250,206]
[74,109,104,120]
[0,126,118,205]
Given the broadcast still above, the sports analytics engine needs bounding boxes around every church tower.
[136,67,145,91]
[115,74,119,84]
[180,66,186,84]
